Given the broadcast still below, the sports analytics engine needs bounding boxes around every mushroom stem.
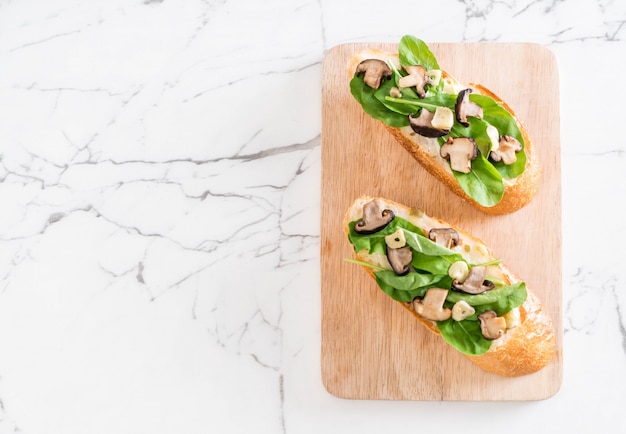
[413,288,452,321]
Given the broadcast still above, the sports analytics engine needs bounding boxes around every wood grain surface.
[320,42,562,401]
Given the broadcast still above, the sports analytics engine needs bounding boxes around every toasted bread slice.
[348,48,541,215]
[344,195,555,377]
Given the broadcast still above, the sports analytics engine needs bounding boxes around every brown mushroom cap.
[386,245,412,276]
[408,109,450,138]
[455,88,484,127]
[478,310,507,340]
[355,59,392,90]
[440,137,478,174]
[354,199,395,234]
[452,266,495,294]
[413,288,452,321]
[398,65,427,98]
[428,227,460,249]
[491,135,522,165]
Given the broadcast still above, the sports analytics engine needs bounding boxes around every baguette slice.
[348,48,541,215]
[344,195,555,377]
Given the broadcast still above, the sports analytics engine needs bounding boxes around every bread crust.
[344,195,556,377]
[349,49,541,215]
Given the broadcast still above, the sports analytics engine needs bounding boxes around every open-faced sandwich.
[344,196,555,377]
[349,36,541,215]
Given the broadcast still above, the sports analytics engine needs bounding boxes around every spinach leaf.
[446,282,527,316]
[437,319,492,355]
[471,94,524,144]
[403,229,459,257]
[374,270,450,302]
[470,94,527,179]
[350,75,408,127]
[383,93,457,115]
[398,35,439,70]
[412,252,462,275]
[347,217,425,255]
[453,154,504,207]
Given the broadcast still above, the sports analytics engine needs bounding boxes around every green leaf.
[453,154,504,207]
[398,35,439,70]
[412,252,462,275]
[374,270,450,302]
[470,94,527,179]
[347,217,426,255]
[383,93,457,115]
[350,75,408,127]
[445,282,528,316]
[402,229,459,257]
[437,318,492,355]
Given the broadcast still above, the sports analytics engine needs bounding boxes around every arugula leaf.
[398,35,439,70]
[437,318,492,355]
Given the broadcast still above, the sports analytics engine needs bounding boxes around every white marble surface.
[0,0,625,432]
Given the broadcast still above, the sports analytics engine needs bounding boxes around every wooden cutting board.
[320,42,562,401]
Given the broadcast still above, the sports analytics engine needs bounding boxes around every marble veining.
[0,0,625,433]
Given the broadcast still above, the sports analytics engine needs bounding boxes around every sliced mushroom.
[398,65,427,97]
[413,288,451,321]
[478,310,507,340]
[490,135,522,165]
[451,300,475,321]
[455,88,484,127]
[428,227,460,249]
[386,245,412,276]
[355,59,392,90]
[452,266,495,294]
[354,199,395,234]
[440,137,478,174]
[408,109,449,138]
